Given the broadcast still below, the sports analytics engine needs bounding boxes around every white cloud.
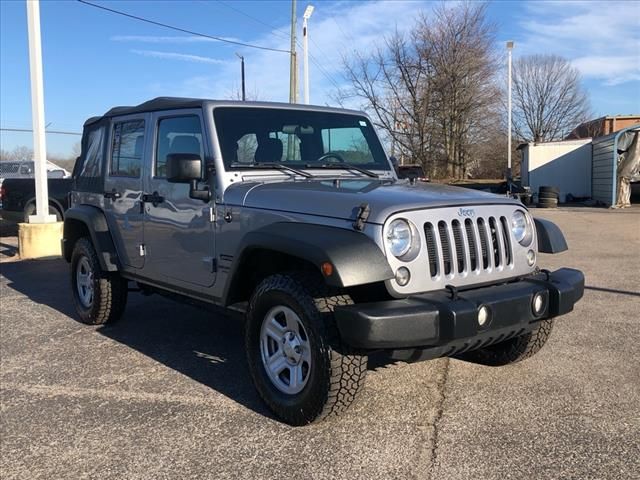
[131,49,228,65]
[572,56,640,86]
[515,1,640,86]
[147,1,426,105]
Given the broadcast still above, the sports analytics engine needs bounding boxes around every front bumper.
[335,268,584,352]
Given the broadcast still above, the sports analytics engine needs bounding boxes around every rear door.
[103,115,148,269]
[142,110,216,287]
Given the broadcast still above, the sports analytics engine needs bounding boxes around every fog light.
[477,305,491,327]
[395,267,411,286]
[527,249,536,266]
[532,292,546,316]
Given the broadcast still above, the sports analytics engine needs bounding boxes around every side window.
[80,126,104,177]
[155,115,203,177]
[110,120,145,177]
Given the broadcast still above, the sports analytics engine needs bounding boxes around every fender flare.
[223,222,394,303]
[534,217,568,254]
[63,205,120,271]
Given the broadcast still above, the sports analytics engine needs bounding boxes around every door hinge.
[139,244,146,257]
[208,206,216,223]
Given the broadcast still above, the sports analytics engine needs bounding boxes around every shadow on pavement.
[585,285,640,298]
[0,258,274,419]
[0,258,400,420]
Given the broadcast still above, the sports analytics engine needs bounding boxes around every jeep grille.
[424,216,513,279]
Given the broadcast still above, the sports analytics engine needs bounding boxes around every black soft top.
[84,97,206,126]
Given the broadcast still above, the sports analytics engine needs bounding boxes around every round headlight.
[386,219,412,258]
[511,210,533,246]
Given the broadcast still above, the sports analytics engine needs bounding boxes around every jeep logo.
[458,208,476,218]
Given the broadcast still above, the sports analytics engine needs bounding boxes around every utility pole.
[289,0,297,104]
[302,5,314,104]
[26,0,55,223]
[236,53,246,101]
[506,40,514,188]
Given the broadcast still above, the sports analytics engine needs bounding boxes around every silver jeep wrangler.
[63,97,584,425]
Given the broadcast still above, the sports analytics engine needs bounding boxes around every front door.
[103,115,147,269]
[142,110,216,287]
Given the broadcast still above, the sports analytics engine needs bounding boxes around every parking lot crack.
[412,357,450,480]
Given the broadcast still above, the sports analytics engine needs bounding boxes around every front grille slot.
[500,216,513,265]
[489,217,501,267]
[451,220,465,273]
[424,214,514,279]
[425,222,438,277]
[464,219,478,271]
[477,218,490,269]
[438,221,452,276]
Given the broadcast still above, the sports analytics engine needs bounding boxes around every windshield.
[213,107,390,172]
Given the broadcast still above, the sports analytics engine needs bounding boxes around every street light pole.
[289,0,297,104]
[302,5,314,104]
[507,40,514,187]
[235,53,245,101]
[25,0,55,223]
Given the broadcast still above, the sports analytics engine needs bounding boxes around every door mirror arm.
[189,179,211,202]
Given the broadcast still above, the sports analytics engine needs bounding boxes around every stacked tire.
[538,186,559,208]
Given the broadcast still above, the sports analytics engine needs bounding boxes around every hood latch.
[353,203,370,232]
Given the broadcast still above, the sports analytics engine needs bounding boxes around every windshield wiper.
[230,162,313,178]
[307,162,379,178]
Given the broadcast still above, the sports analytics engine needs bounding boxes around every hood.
[223,178,517,224]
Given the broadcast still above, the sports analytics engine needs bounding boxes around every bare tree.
[512,54,590,142]
[418,3,499,178]
[338,2,500,179]
[339,30,437,174]
[0,146,33,162]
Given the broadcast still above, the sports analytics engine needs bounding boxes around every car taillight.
[0,185,4,201]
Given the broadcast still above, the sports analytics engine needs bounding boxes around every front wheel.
[71,237,128,325]
[245,274,367,426]
[458,319,554,366]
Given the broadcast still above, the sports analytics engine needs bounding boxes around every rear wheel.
[458,319,554,366]
[245,273,367,425]
[71,237,127,325]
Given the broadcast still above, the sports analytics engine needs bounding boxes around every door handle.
[141,191,165,207]
[104,189,122,200]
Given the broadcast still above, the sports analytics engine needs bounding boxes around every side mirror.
[166,153,211,202]
[166,153,202,183]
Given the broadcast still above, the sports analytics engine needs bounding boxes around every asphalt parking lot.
[1,207,639,480]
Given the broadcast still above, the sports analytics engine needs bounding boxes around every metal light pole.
[288,0,298,104]
[235,53,245,101]
[302,5,314,104]
[507,40,514,186]
[26,0,55,223]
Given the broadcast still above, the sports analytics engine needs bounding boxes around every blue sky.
[1,0,639,157]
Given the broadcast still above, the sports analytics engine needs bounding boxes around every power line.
[77,0,290,54]
[211,0,342,93]
[213,0,291,41]
[1,127,81,136]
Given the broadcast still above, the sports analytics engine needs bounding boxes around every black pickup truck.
[0,177,72,222]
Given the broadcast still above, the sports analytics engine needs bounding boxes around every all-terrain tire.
[70,237,128,325]
[537,198,558,208]
[539,186,560,195]
[538,191,559,200]
[245,273,368,426]
[458,319,554,366]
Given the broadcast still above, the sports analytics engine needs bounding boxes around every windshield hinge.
[353,203,370,232]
